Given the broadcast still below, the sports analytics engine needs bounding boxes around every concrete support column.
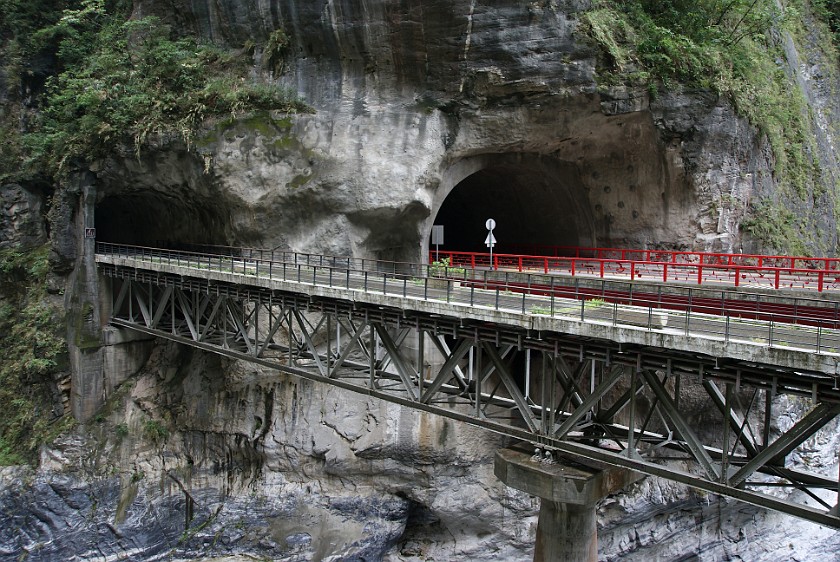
[495,448,640,562]
[68,172,104,421]
[534,499,597,561]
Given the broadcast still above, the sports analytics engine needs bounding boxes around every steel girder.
[100,266,840,528]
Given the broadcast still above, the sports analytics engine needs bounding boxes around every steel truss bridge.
[95,243,840,528]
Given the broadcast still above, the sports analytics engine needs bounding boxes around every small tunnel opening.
[431,155,596,256]
[96,191,231,248]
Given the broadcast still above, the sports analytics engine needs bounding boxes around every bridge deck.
[97,244,840,377]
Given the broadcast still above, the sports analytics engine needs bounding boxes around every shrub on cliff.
[0,247,70,464]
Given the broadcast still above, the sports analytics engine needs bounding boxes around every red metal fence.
[430,249,840,293]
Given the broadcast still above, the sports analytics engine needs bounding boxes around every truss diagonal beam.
[150,287,175,328]
[703,380,759,457]
[373,323,418,401]
[729,402,840,487]
[481,343,539,433]
[330,319,370,377]
[429,334,470,390]
[642,369,721,481]
[555,364,624,438]
[293,309,327,376]
[421,337,473,404]
[199,297,224,342]
[257,305,288,357]
[176,290,199,340]
[112,278,130,315]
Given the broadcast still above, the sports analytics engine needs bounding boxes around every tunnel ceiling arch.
[431,154,596,254]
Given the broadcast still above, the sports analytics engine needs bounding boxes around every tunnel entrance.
[430,154,596,256]
[96,191,231,248]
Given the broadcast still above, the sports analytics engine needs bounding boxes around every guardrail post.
[817,325,822,353]
[819,271,825,292]
[549,276,555,315]
[697,265,703,285]
[774,269,780,290]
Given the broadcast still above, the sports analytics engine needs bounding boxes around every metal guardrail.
[96,242,840,357]
[504,243,840,270]
[433,250,840,293]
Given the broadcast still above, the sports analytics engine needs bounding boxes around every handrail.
[430,250,840,293]
[503,243,840,270]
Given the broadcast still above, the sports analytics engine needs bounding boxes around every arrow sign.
[485,218,497,269]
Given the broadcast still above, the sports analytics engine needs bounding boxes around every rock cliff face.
[4,1,840,561]
[93,0,793,261]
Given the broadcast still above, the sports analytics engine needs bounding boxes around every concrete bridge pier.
[495,448,640,562]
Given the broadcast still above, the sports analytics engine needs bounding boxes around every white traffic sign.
[431,225,444,261]
[485,218,497,269]
[431,225,444,245]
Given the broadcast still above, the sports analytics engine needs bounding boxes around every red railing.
[503,244,840,271]
[430,250,840,293]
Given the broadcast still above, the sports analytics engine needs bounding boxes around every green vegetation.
[582,0,833,253]
[428,258,467,277]
[740,200,809,255]
[0,246,71,464]
[0,0,310,181]
[142,419,168,444]
[812,0,840,42]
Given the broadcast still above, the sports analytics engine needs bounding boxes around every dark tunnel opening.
[95,192,231,248]
[431,156,596,257]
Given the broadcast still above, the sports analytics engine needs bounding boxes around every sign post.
[431,225,444,262]
[485,218,497,269]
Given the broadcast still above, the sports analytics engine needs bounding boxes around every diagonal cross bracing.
[97,251,840,529]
